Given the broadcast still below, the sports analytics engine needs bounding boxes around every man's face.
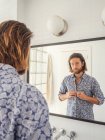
[70,58,84,74]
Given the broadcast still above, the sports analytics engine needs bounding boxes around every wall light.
[47,15,68,36]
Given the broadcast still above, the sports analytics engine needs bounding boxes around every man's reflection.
[58,53,104,120]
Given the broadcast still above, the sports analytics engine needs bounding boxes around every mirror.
[28,38,105,124]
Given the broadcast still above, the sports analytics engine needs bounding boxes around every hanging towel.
[46,55,53,105]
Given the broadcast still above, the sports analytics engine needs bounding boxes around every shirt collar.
[71,72,87,80]
[0,63,19,76]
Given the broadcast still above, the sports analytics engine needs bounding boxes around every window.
[29,47,48,95]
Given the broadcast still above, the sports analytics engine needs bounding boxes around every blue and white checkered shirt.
[0,63,52,140]
[59,73,104,120]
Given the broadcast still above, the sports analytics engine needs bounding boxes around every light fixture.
[101,8,105,25]
[47,15,68,36]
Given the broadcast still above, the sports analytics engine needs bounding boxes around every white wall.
[0,0,26,81]
[18,0,105,45]
[17,0,25,22]
[0,0,17,21]
[92,40,105,122]
[50,114,105,140]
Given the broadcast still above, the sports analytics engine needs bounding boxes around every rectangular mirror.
[28,37,105,125]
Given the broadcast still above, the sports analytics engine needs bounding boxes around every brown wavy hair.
[0,20,32,74]
[68,53,87,73]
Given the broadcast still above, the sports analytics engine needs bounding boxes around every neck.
[74,71,84,79]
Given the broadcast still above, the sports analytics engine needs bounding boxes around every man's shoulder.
[20,82,48,106]
[63,74,73,82]
[84,73,96,82]
[22,82,42,95]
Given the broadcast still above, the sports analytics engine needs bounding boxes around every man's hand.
[77,91,87,100]
[66,91,77,99]
[77,91,100,104]
[59,90,100,104]
[59,91,77,101]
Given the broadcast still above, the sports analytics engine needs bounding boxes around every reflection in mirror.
[29,39,105,123]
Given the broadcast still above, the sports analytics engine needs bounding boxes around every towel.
[46,55,53,105]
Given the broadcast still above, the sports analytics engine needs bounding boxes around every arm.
[59,78,77,101]
[59,91,77,101]
[91,78,105,105]
[59,93,68,101]
[15,85,52,140]
[85,96,99,105]
[77,92,99,104]
[58,78,68,101]
[77,78,105,105]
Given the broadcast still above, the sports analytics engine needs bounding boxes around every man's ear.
[82,61,84,66]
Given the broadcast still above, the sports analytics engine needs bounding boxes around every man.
[58,53,104,120]
[0,20,52,140]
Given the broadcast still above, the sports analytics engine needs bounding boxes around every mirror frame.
[27,36,105,126]
[50,113,105,126]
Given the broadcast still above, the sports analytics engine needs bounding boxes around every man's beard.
[73,67,83,74]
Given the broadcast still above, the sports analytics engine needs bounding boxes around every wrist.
[65,93,68,99]
[84,94,89,100]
